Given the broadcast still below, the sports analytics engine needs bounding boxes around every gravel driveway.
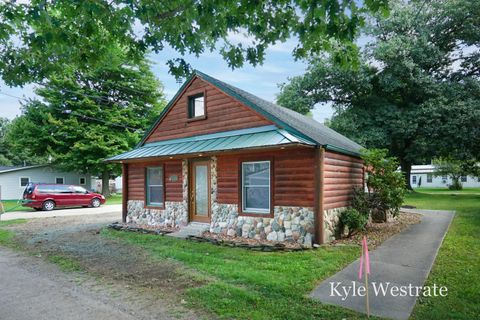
[0,213,206,320]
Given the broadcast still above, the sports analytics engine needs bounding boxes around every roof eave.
[105,142,315,163]
[323,144,363,158]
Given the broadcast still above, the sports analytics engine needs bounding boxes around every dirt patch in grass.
[331,211,422,249]
[4,213,209,320]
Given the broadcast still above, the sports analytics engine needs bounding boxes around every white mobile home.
[0,165,92,200]
[410,164,480,188]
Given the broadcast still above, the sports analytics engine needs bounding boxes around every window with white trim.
[188,94,205,119]
[20,177,30,187]
[79,177,86,185]
[412,175,417,184]
[427,174,432,183]
[146,167,164,207]
[461,176,467,182]
[55,177,64,184]
[241,161,271,214]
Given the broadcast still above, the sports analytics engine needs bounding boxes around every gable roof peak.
[140,70,363,156]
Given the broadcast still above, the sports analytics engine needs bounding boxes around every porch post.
[314,147,325,245]
[122,163,128,223]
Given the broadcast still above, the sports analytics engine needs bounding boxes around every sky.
[0,38,335,123]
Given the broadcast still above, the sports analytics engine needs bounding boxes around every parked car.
[22,183,106,211]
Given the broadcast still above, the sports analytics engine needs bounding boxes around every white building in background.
[410,164,480,188]
[0,165,92,200]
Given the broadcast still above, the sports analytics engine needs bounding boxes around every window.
[461,176,467,182]
[72,186,88,194]
[427,174,433,183]
[20,177,30,187]
[146,167,164,207]
[241,161,271,214]
[37,185,56,193]
[188,93,205,119]
[55,177,64,184]
[79,177,86,185]
[412,175,417,184]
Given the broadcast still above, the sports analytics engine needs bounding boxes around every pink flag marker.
[358,236,370,279]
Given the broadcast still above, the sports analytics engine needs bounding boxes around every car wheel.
[42,200,55,211]
[91,198,101,208]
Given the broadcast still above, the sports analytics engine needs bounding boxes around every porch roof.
[106,125,314,162]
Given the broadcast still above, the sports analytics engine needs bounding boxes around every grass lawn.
[405,191,480,319]
[104,229,365,319]
[414,187,480,194]
[0,200,33,213]
[105,194,122,205]
[0,219,27,247]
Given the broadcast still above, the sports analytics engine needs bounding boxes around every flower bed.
[331,211,422,249]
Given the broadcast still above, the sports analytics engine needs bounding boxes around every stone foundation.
[210,203,315,246]
[126,200,188,227]
[324,207,347,243]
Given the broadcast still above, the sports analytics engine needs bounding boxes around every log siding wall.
[145,77,273,143]
[127,160,183,202]
[216,148,316,208]
[323,151,364,210]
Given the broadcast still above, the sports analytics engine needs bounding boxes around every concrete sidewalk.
[0,204,122,221]
[310,209,455,320]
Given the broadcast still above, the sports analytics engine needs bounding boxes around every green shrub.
[448,179,463,190]
[340,208,368,237]
[351,187,370,216]
[361,149,406,220]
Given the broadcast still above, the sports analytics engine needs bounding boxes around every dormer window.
[188,93,205,119]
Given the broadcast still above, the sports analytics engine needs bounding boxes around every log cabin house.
[106,71,364,246]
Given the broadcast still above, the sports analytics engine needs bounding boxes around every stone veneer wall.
[127,200,188,227]
[323,207,347,243]
[210,204,315,246]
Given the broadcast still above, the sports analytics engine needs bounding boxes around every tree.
[0,0,388,86]
[432,157,469,190]
[277,0,480,189]
[7,46,166,196]
[0,118,12,166]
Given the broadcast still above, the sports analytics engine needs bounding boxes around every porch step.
[167,222,210,239]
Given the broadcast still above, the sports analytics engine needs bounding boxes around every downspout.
[314,146,325,245]
[122,163,128,223]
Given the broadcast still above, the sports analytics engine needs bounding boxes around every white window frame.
[79,177,86,185]
[241,161,271,214]
[460,176,467,182]
[426,174,433,183]
[412,175,417,184]
[19,176,30,187]
[188,93,205,119]
[55,176,65,184]
[146,166,164,207]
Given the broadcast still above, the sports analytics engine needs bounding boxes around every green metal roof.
[106,126,314,162]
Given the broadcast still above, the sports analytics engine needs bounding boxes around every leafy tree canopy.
[277,0,480,189]
[0,0,388,85]
[5,45,166,195]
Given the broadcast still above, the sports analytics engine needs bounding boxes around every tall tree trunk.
[400,159,413,190]
[101,170,111,197]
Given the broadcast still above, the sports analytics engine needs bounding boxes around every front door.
[189,160,211,223]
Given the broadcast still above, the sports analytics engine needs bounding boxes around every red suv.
[22,183,106,211]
